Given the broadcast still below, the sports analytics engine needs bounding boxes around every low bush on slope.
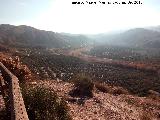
[21,84,72,120]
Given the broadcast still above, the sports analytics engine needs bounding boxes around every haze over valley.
[0,0,160,120]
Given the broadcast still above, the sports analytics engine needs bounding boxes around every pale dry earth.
[37,80,160,120]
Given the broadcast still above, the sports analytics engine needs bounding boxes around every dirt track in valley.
[66,48,158,73]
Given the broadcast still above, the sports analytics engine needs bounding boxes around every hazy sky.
[0,0,160,34]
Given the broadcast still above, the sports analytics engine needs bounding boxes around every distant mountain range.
[0,24,90,48]
[147,26,160,32]
[115,28,160,48]
[93,27,160,48]
[0,24,160,49]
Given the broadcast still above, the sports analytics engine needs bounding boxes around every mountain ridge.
[1,24,160,49]
[0,24,90,48]
[93,27,160,48]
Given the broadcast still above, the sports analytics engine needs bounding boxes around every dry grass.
[95,82,128,96]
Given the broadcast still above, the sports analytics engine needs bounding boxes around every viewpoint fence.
[0,62,29,120]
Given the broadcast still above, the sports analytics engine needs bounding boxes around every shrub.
[69,74,94,98]
[140,111,153,120]
[111,87,128,96]
[95,82,109,93]
[21,84,71,120]
[148,90,160,100]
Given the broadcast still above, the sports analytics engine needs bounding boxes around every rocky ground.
[36,80,160,120]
